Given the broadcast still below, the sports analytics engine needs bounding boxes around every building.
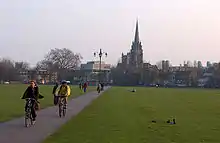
[79,61,111,83]
[162,60,170,72]
[80,61,111,72]
[206,61,212,68]
[120,20,143,69]
[198,61,203,68]
[19,69,57,84]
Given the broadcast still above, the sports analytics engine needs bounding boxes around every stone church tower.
[121,20,143,69]
[129,20,143,68]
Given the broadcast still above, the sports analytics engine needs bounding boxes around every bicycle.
[58,95,67,118]
[24,98,37,127]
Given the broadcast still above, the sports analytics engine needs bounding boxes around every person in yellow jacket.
[55,80,71,107]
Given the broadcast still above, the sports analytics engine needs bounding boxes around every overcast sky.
[1,0,220,66]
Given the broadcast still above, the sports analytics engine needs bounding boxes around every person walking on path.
[83,82,88,93]
[79,82,82,90]
[101,83,104,91]
[97,83,101,93]
[52,82,59,105]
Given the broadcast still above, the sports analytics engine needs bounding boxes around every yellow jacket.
[56,85,71,96]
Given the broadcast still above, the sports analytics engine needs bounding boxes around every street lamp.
[94,49,107,83]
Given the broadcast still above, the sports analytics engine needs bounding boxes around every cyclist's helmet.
[61,80,67,84]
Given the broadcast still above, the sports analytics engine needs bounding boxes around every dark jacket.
[52,84,59,94]
[21,86,39,99]
[21,86,44,99]
[83,83,87,88]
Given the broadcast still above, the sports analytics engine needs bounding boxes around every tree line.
[0,48,82,83]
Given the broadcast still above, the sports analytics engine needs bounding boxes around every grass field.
[0,84,95,122]
[44,87,220,143]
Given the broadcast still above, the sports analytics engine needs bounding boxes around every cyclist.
[21,80,39,123]
[56,80,71,108]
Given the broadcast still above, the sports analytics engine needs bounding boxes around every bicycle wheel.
[63,107,66,117]
[63,103,66,117]
[24,109,31,127]
[59,103,62,118]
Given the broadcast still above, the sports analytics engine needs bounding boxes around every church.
[120,20,143,69]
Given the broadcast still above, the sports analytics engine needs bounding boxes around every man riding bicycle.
[56,80,71,107]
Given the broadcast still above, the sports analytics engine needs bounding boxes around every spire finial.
[134,19,139,42]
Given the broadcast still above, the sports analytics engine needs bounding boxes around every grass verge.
[0,84,95,122]
[44,87,220,143]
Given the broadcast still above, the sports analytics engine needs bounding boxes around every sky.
[1,0,220,67]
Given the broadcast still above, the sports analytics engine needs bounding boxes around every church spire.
[134,19,139,42]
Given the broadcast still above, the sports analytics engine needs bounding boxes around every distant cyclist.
[56,80,71,107]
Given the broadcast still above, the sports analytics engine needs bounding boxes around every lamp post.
[94,49,107,83]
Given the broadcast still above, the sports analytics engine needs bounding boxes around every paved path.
[0,87,110,143]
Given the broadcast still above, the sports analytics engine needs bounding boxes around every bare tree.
[36,48,82,81]
[0,58,17,81]
[36,60,58,71]
[15,61,30,71]
[44,48,82,70]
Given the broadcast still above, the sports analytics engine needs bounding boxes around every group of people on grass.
[21,80,71,124]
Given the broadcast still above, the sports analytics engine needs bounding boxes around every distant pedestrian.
[52,82,59,105]
[83,82,88,93]
[101,83,104,91]
[79,82,82,90]
[97,83,101,93]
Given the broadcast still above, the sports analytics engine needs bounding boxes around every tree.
[15,62,30,71]
[36,60,58,71]
[0,58,17,81]
[44,48,82,70]
[37,48,83,81]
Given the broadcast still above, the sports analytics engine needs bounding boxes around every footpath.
[0,87,110,143]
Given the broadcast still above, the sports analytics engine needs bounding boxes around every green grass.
[44,87,220,143]
[0,84,95,122]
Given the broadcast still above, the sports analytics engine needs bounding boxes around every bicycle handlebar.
[57,95,67,98]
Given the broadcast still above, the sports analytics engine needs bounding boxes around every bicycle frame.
[24,98,36,127]
[58,95,67,117]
